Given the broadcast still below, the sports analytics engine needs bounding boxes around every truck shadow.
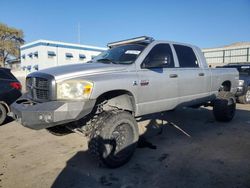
[0,116,14,126]
[51,106,250,188]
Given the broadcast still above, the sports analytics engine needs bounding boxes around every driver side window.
[142,43,174,68]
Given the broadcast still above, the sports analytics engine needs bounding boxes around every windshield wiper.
[96,58,118,64]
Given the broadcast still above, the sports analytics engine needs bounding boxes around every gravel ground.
[0,104,250,188]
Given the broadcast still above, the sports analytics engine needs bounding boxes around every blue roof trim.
[21,42,105,52]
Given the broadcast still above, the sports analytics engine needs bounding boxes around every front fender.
[103,94,134,112]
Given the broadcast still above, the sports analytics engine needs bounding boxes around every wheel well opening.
[0,101,9,113]
[95,90,135,112]
[221,81,231,92]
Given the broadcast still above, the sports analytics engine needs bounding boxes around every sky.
[1,0,250,48]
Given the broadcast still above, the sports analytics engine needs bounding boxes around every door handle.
[140,80,149,86]
[199,73,205,76]
[169,74,178,78]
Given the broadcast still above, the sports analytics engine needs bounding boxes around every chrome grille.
[35,78,48,89]
[26,77,32,97]
[26,77,50,101]
[35,89,49,100]
[26,77,32,88]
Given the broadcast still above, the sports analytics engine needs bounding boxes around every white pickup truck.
[11,36,239,168]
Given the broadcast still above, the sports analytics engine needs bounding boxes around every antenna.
[78,23,81,44]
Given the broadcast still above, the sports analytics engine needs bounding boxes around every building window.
[22,54,25,59]
[79,54,86,60]
[27,65,32,71]
[28,53,33,58]
[33,65,39,70]
[48,51,56,58]
[65,53,73,59]
[34,51,38,58]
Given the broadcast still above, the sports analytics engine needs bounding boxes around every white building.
[20,40,106,72]
[202,42,250,67]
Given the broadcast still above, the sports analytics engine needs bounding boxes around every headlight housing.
[239,80,244,86]
[57,80,93,100]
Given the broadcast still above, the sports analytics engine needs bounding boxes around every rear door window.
[173,44,199,68]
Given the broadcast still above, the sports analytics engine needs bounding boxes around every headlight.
[239,80,244,86]
[57,80,93,100]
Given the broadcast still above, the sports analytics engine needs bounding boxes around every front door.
[136,43,179,116]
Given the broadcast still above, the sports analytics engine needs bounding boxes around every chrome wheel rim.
[246,90,250,102]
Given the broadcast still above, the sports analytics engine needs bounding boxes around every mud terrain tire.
[88,111,139,168]
[213,91,236,122]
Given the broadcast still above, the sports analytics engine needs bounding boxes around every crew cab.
[11,36,239,168]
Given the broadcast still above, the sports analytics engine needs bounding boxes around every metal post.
[56,45,58,66]
[222,50,225,64]
[247,48,249,62]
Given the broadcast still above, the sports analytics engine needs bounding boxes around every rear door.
[173,44,211,104]
[136,43,179,116]
[0,69,13,100]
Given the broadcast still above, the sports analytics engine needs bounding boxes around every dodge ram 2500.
[11,36,239,168]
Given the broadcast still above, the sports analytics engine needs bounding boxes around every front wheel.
[213,91,236,122]
[88,111,139,168]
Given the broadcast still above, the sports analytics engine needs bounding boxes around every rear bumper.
[10,98,96,130]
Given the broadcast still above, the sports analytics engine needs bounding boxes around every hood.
[29,62,128,81]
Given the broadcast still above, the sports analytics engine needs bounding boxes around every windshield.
[225,65,250,76]
[92,44,146,64]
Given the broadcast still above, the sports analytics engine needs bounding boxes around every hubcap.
[246,90,250,102]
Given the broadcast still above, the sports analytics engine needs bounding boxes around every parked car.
[218,63,250,104]
[11,36,238,168]
[0,68,22,125]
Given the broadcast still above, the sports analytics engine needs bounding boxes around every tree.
[0,23,24,67]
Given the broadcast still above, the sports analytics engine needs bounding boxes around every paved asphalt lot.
[0,103,250,188]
